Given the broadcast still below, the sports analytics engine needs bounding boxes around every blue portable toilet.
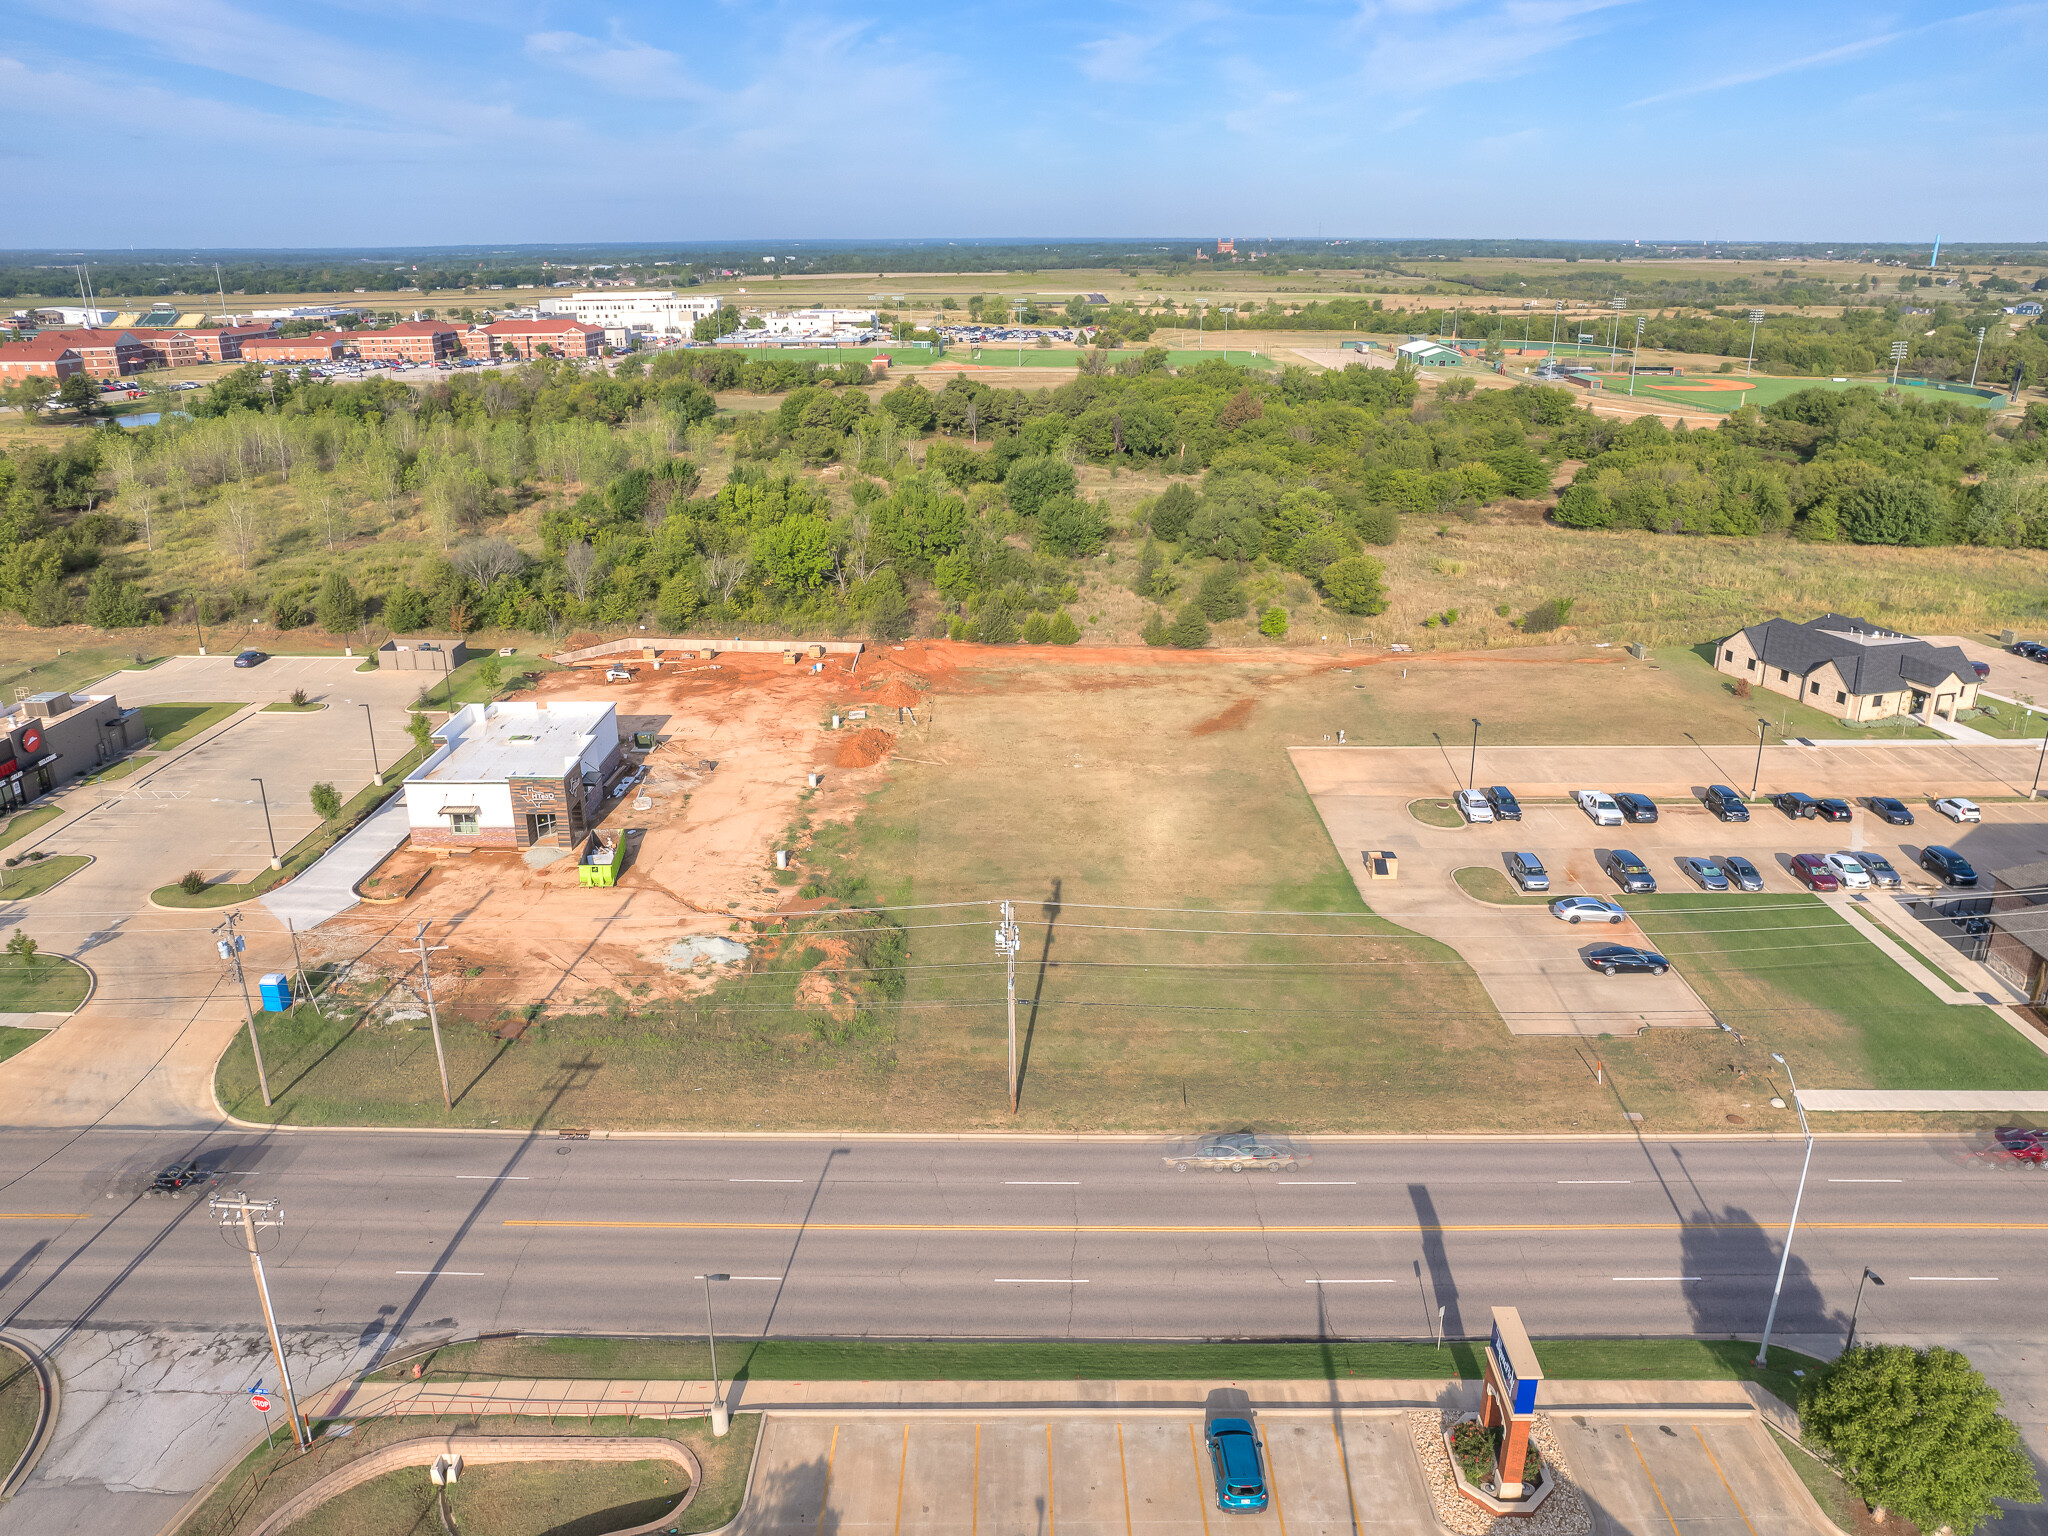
[258,972,291,1012]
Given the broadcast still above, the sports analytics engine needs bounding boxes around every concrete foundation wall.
[551,635,864,665]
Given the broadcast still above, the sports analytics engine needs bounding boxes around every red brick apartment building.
[149,325,277,365]
[239,332,347,364]
[29,329,159,377]
[0,337,86,382]
[351,321,461,363]
[470,318,604,360]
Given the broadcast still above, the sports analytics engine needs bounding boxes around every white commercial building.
[755,309,879,336]
[538,290,725,337]
[402,700,622,851]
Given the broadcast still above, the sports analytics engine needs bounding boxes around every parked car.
[1602,849,1657,894]
[1934,797,1982,823]
[1722,856,1765,892]
[1857,853,1902,888]
[233,649,267,667]
[1971,661,1992,680]
[1702,785,1750,822]
[1868,797,1915,826]
[2011,641,2045,658]
[1576,790,1624,827]
[1550,895,1627,925]
[1206,1418,1269,1510]
[1613,792,1659,824]
[1772,791,1820,819]
[1584,944,1670,976]
[1503,852,1549,892]
[1678,857,1730,891]
[1484,786,1522,821]
[1790,853,1842,892]
[1823,852,1874,889]
[1164,1131,1307,1173]
[1920,845,1979,887]
[1815,798,1853,822]
[1453,789,1494,823]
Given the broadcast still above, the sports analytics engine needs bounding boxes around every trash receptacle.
[258,972,291,1012]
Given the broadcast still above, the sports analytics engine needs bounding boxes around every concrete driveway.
[0,655,435,1127]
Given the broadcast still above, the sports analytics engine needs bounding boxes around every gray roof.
[1993,860,2048,898]
[1731,615,1975,699]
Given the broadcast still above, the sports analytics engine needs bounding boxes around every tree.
[562,539,607,602]
[1021,611,1050,644]
[1196,566,1246,621]
[1841,477,1946,546]
[1035,495,1108,556]
[57,372,99,417]
[7,377,55,419]
[85,566,142,628]
[315,570,362,635]
[477,655,503,693]
[1320,555,1388,616]
[6,927,38,970]
[1522,595,1576,632]
[1165,605,1211,648]
[406,712,434,754]
[309,781,342,821]
[1045,609,1081,644]
[1141,610,1169,646]
[1803,1345,2038,1535]
[1004,455,1077,519]
[452,536,523,592]
[1149,483,1198,541]
[1259,606,1288,638]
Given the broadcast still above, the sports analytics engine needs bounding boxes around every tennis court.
[1580,371,2008,415]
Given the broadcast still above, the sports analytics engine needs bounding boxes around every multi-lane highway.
[4,1129,2041,1349]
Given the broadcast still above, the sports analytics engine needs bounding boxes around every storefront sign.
[19,727,40,755]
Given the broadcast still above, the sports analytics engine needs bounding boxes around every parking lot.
[1294,743,2048,1035]
[737,1410,1829,1536]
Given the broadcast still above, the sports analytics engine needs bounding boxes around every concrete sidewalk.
[1800,1089,2048,1111]
[260,792,411,929]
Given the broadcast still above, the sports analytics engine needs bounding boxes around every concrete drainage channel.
[0,1332,60,1501]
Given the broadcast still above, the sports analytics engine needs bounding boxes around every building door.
[525,812,557,846]
[34,765,53,796]
[1909,690,1928,717]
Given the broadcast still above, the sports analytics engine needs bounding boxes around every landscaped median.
[151,741,430,909]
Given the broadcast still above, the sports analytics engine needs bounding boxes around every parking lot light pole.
[700,1272,730,1435]
[250,777,281,870]
[1754,1052,1814,1368]
[2032,712,2047,800]
[1751,718,1770,796]
[1469,719,1481,791]
[1845,1267,1885,1352]
[362,704,383,785]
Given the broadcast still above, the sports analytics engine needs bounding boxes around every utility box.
[1364,850,1398,881]
[258,972,292,1012]
[2002,630,2017,644]
[1627,641,1649,659]
[578,839,622,888]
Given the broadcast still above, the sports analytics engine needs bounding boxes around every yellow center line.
[817,1424,838,1533]
[1626,1426,1682,1536]
[0,1214,87,1221]
[1694,1425,1758,1536]
[1188,1423,1213,1536]
[501,1218,2048,1235]
[1117,1422,1133,1536]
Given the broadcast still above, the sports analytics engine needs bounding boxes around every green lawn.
[1409,797,1467,828]
[272,1457,685,1536]
[139,701,244,750]
[0,806,60,853]
[0,643,163,703]
[1622,892,2048,1089]
[1453,866,1552,905]
[0,1026,42,1064]
[1766,1424,1873,1534]
[79,754,155,785]
[260,700,325,713]
[1960,695,2048,741]
[0,855,89,901]
[0,1346,40,1496]
[0,954,90,1012]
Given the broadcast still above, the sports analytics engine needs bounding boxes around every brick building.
[0,337,87,382]
[239,332,348,364]
[350,321,462,363]
[150,325,277,365]
[30,329,159,377]
[0,690,147,810]
[470,318,604,361]
[403,700,622,851]
[1714,613,1981,724]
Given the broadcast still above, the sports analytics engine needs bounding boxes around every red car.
[1790,854,1841,892]
[1969,1128,2047,1169]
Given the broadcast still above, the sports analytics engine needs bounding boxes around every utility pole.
[996,901,1021,1114]
[215,912,271,1107]
[414,923,453,1110]
[210,1189,311,1449]
[1755,1052,1814,1367]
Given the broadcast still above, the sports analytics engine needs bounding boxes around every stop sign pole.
[250,1383,275,1450]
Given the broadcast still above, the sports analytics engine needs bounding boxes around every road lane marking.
[0,1214,85,1221]
[1910,1275,1999,1280]
[1613,1276,1701,1282]
[395,1270,484,1276]
[694,1274,783,1281]
[1005,1181,1080,1185]
[1306,1279,1394,1284]
[731,1178,805,1183]
[1694,1426,1759,1536]
[1558,1179,1631,1184]
[503,1217,2048,1235]
[1626,1425,1683,1536]
[994,1278,1088,1283]
[1188,1424,1212,1536]
[1828,1178,1902,1183]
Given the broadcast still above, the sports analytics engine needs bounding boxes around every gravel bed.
[1406,1411,1591,1536]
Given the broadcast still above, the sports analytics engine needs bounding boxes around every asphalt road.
[3,1131,2041,1350]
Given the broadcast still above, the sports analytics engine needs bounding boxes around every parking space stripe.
[1117,1423,1133,1536]
[1693,1426,1758,1536]
[1258,1424,1286,1536]
[1188,1424,1212,1536]
[972,1424,979,1536]
[1625,1426,1683,1536]
[894,1425,909,1536]
[1333,1423,1362,1536]
[818,1425,838,1533]
[1046,1423,1056,1536]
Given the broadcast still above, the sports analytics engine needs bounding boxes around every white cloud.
[524,30,702,99]
[1348,0,1639,93]
[1079,31,1161,82]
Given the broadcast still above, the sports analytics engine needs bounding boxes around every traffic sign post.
[250,1383,274,1450]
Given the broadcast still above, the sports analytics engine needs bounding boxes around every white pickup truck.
[1575,789,1624,827]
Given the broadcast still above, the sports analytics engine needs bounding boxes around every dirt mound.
[1192,698,1255,736]
[564,631,605,651]
[865,677,923,707]
[834,727,894,768]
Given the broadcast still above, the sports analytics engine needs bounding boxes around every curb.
[0,1331,60,1500]
[0,852,95,906]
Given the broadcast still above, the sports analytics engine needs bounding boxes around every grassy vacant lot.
[1623,893,2048,1094]
[376,1336,1819,1406]
[139,700,243,749]
[171,1412,756,1536]
[277,1457,686,1536]
[0,854,89,901]
[0,955,90,1012]
[0,639,161,703]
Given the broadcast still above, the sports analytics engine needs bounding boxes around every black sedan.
[148,1160,212,1198]
[1868,797,1915,826]
[1678,857,1730,891]
[1584,944,1670,976]
[1771,791,1820,819]
[1920,845,1979,887]
[1613,792,1659,823]
[233,649,268,668]
[1815,798,1853,822]
[1722,856,1766,892]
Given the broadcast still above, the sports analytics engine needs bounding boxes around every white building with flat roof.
[537,290,725,336]
[403,700,622,851]
[755,308,879,335]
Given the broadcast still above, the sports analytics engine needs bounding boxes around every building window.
[1745,659,1756,672]
[1723,649,1735,662]
[450,811,478,835]
[1809,681,1820,694]
[1836,691,1847,705]
[1778,669,1790,683]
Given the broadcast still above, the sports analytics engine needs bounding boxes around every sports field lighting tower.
[1970,326,1988,388]
[1889,340,1909,387]
[1627,317,1645,396]
[1608,296,1625,360]
[1754,1052,1814,1368]
[1745,310,1764,377]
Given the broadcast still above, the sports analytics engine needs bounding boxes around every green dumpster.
[578,839,622,887]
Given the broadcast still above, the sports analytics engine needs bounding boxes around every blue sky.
[4,0,2042,246]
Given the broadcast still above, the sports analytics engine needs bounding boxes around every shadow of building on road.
[1679,1201,1839,1346]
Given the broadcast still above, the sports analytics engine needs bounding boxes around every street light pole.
[1752,717,1770,797]
[1469,719,1481,792]
[250,777,281,869]
[1754,1052,1814,1367]
[210,1190,311,1449]
[1844,1267,1885,1352]
[701,1272,730,1435]
[362,704,382,786]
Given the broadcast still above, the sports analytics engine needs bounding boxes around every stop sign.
[250,1393,271,1412]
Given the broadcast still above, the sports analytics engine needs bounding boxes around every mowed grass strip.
[276,1458,687,1536]
[0,955,90,1012]
[0,854,90,901]
[1620,892,2048,1089]
[0,1026,44,1065]
[138,700,244,750]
